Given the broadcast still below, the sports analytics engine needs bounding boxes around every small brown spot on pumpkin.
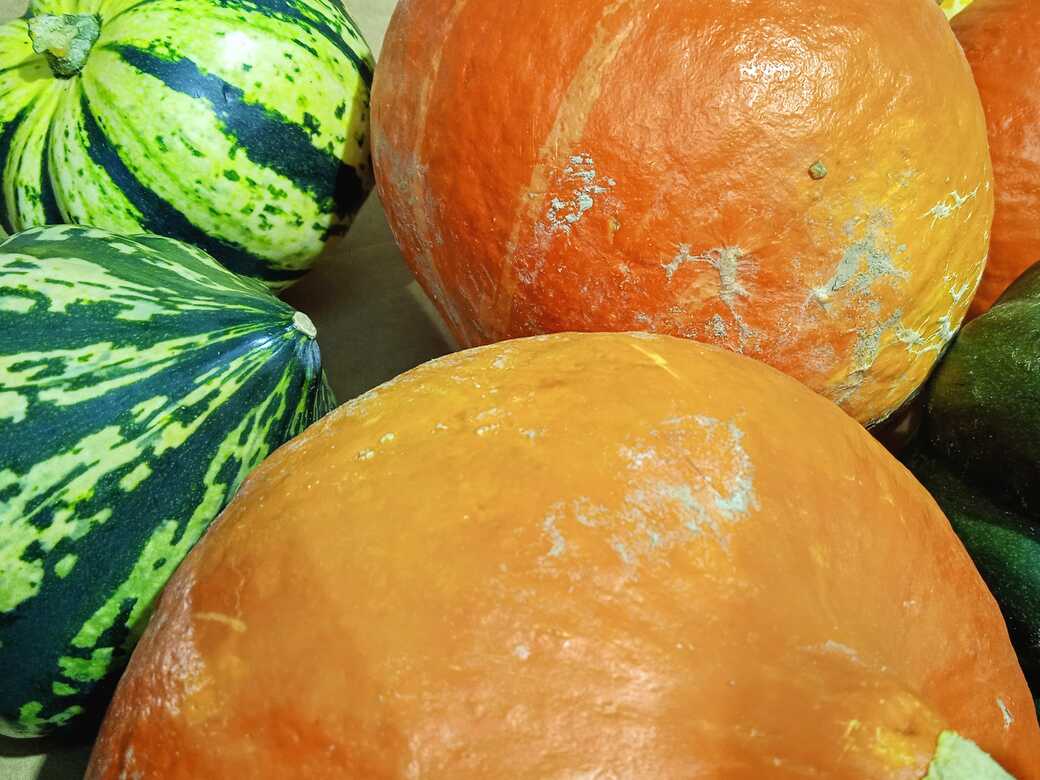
[809,161,828,180]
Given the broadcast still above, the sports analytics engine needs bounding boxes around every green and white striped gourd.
[0,224,335,737]
[0,0,373,289]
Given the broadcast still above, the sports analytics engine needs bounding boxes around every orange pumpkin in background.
[372,0,994,426]
[952,0,1040,318]
[86,334,1039,778]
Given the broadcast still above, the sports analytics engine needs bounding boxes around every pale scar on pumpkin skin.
[627,331,663,341]
[194,612,247,633]
[485,1,638,328]
[662,246,757,351]
[538,417,758,567]
[889,182,986,359]
[813,640,860,662]
[627,342,680,379]
[921,186,980,227]
[998,698,1014,730]
[834,309,903,404]
[802,211,933,406]
[896,255,985,359]
[543,154,617,233]
[811,218,908,307]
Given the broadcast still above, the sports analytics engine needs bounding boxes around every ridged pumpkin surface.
[372,0,993,425]
[952,0,1040,317]
[86,333,1039,778]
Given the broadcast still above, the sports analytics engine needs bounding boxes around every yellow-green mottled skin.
[940,0,975,18]
[0,224,335,737]
[926,732,1015,778]
[0,0,374,288]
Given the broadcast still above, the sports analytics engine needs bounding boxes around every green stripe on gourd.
[0,224,336,737]
[0,0,373,287]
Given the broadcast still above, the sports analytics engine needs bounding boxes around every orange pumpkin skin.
[371,0,994,427]
[953,0,1040,318]
[86,334,1038,779]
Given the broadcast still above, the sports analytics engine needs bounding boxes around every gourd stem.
[924,731,1015,779]
[292,311,318,340]
[27,14,101,78]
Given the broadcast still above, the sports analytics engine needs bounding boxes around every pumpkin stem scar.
[27,14,101,78]
[809,161,828,180]
[923,731,1016,779]
[292,311,318,339]
[194,612,248,633]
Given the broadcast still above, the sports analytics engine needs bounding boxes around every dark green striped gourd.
[904,261,1040,714]
[0,224,336,737]
[0,0,373,289]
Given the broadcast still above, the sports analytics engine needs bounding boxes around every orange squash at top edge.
[372,0,993,426]
[952,0,1040,318]
[85,334,1039,779]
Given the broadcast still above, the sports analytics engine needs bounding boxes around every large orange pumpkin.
[372,0,993,426]
[952,0,1040,318]
[86,333,1038,778]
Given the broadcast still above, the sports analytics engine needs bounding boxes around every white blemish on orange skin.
[619,446,659,469]
[195,612,247,633]
[805,640,862,664]
[998,698,1014,730]
[662,246,757,351]
[946,271,975,304]
[543,516,567,557]
[833,310,903,404]
[538,417,757,567]
[627,342,680,379]
[544,154,616,233]
[484,0,639,332]
[897,263,982,359]
[816,228,908,304]
[922,186,980,227]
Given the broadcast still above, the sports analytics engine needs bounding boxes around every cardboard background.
[0,0,440,775]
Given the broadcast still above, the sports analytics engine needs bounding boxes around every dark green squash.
[905,261,1040,710]
[903,449,1040,711]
